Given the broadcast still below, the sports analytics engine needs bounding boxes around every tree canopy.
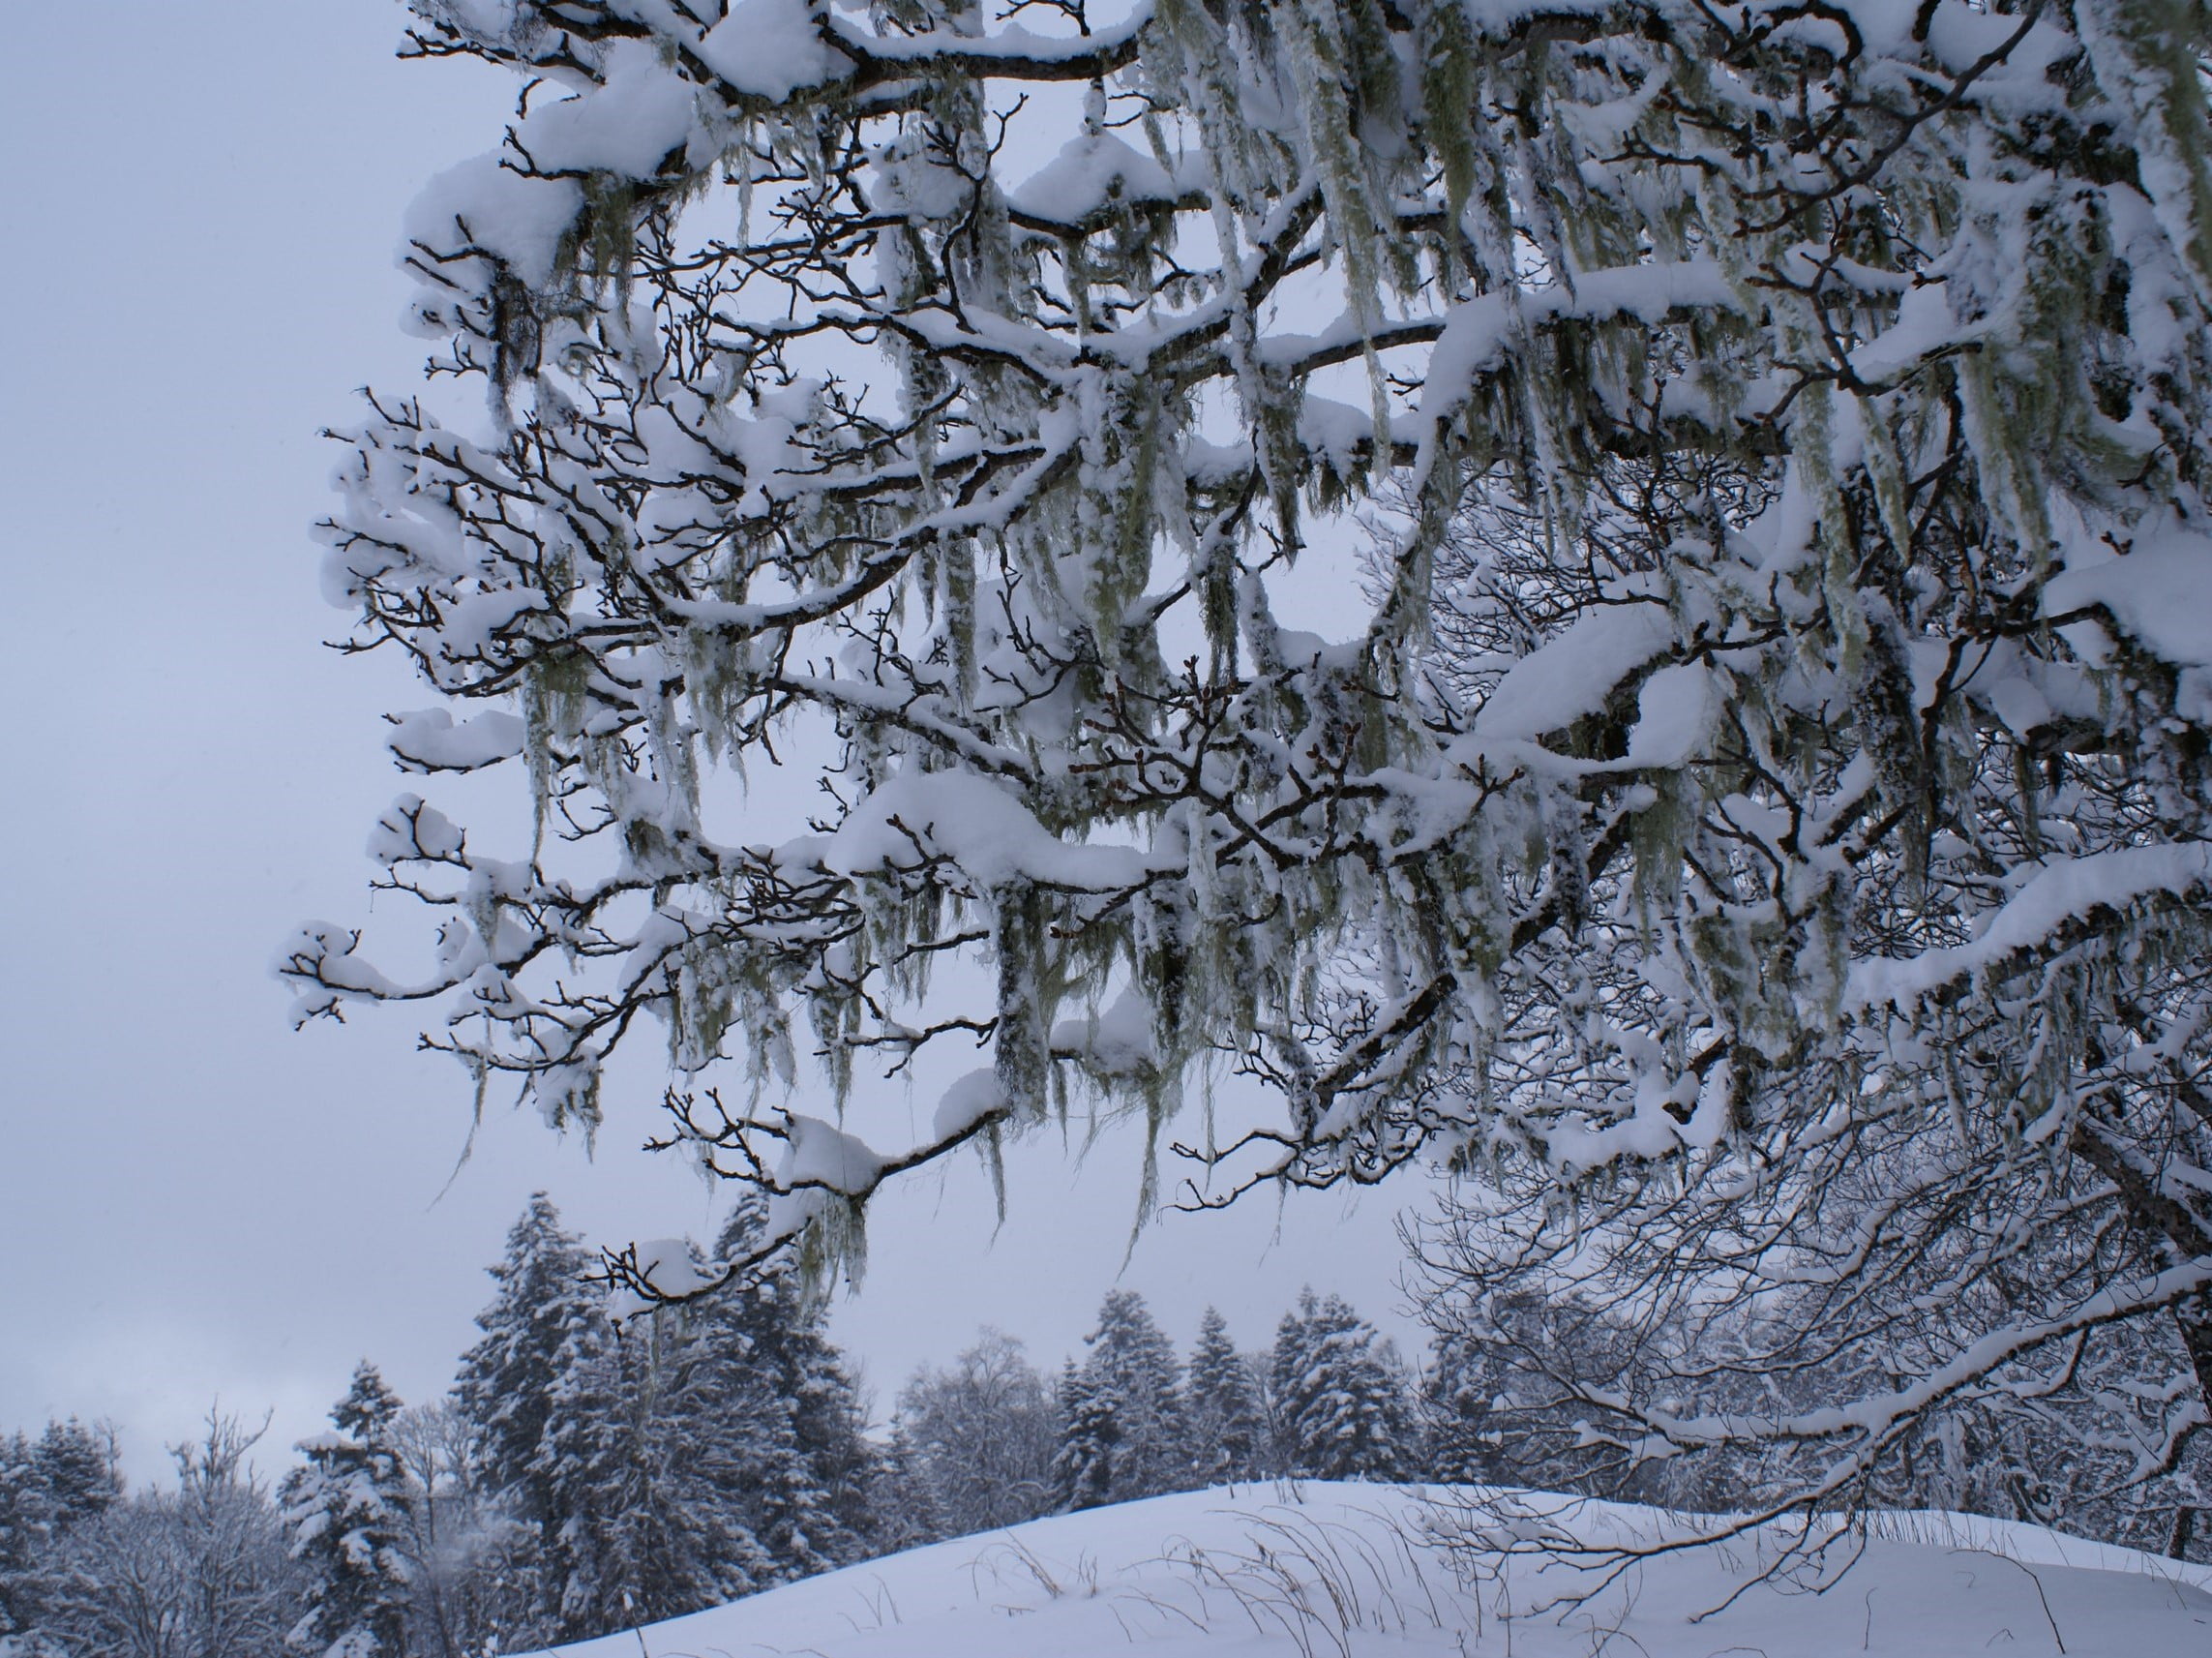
[292,0,2212,1520]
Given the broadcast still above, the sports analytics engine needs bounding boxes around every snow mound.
[525,1482,2212,1656]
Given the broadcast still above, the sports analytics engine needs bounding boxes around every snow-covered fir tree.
[1064,1291,1190,1505]
[293,0,2212,1536]
[0,1438,34,1644]
[452,1190,601,1593]
[694,1198,878,1577]
[868,1415,948,1554]
[447,1194,886,1641]
[0,1414,125,1638]
[1420,1326,1500,1490]
[1184,1308,1268,1488]
[1052,1358,1121,1515]
[1270,1290,1414,1482]
[284,1363,413,1658]
[0,1428,108,1645]
[22,1425,117,1536]
[535,1307,773,1642]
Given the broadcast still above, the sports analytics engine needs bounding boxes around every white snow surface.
[1009,130,1181,223]
[517,39,701,179]
[404,154,583,288]
[523,1482,2212,1657]
[383,708,526,772]
[698,0,841,104]
[812,769,1154,891]
[1848,841,2212,1013]
[1469,594,1673,745]
[2046,514,2212,672]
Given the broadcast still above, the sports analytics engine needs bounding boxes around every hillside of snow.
[531,1481,2212,1657]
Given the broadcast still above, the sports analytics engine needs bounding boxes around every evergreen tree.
[1070,1290,1189,1505]
[1270,1291,1414,1483]
[284,1363,413,1658]
[1185,1308,1267,1488]
[25,1423,117,1529]
[537,1316,770,1642]
[1420,1326,1500,1488]
[1052,1359,1119,1515]
[452,1191,600,1582]
[0,1433,41,1642]
[444,1192,882,1643]
[868,1415,947,1554]
[692,1199,877,1578]
[0,1420,119,1644]
[527,1202,880,1640]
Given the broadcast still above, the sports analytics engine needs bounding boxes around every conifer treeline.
[287,1192,883,1654]
[1,1196,1432,1658]
[882,1286,1421,1543]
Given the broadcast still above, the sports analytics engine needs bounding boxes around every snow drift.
[526,1481,2212,1657]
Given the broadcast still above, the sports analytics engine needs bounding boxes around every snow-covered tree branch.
[294,0,2212,1504]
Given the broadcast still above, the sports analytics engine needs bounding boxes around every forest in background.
[9,1183,2207,1657]
[0,1192,1416,1657]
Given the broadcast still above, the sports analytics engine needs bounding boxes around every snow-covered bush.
[897,1330,1059,1535]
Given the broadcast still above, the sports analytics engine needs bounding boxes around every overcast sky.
[0,2,1425,1485]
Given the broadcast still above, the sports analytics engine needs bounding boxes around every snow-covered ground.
[531,1482,2212,1656]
